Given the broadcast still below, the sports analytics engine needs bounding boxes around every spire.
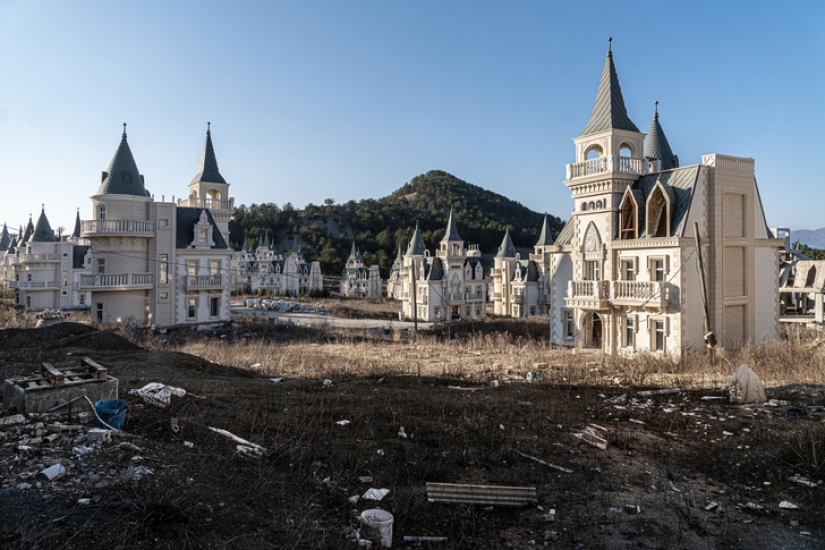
[348,239,357,260]
[71,209,81,239]
[495,227,517,258]
[0,224,9,251]
[292,237,303,259]
[644,102,679,171]
[535,215,554,247]
[6,236,17,255]
[406,221,426,256]
[261,230,270,250]
[395,245,403,263]
[97,124,150,196]
[22,215,34,243]
[29,205,57,243]
[580,38,639,136]
[440,207,462,242]
[241,236,248,253]
[191,122,227,185]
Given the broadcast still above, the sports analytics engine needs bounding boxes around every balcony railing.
[567,280,668,310]
[18,254,59,263]
[79,273,154,289]
[81,219,155,236]
[14,281,61,290]
[185,275,223,289]
[566,155,651,180]
[177,197,235,211]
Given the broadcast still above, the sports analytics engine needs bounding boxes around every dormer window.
[646,183,672,238]
[619,191,638,240]
[199,229,207,243]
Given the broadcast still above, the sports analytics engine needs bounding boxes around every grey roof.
[175,207,228,249]
[191,123,227,185]
[406,222,426,256]
[260,231,270,250]
[554,218,575,246]
[644,104,678,170]
[241,236,249,253]
[29,208,57,243]
[631,166,701,238]
[441,207,462,242]
[71,211,81,239]
[535,215,554,247]
[22,217,34,243]
[395,246,403,263]
[348,239,357,260]
[292,237,303,259]
[516,260,540,282]
[0,224,9,251]
[465,256,483,279]
[425,257,445,281]
[97,125,150,197]
[580,40,640,136]
[495,228,517,258]
[6,236,17,255]
[72,245,90,269]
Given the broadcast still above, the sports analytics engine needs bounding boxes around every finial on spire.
[207,121,211,134]
[41,203,44,212]
[122,123,127,138]
[608,36,612,53]
[654,100,659,115]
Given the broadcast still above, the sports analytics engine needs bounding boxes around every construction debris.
[208,426,266,457]
[362,488,390,501]
[426,482,537,507]
[573,424,608,450]
[511,449,573,473]
[128,383,186,408]
[403,536,447,543]
[729,365,767,404]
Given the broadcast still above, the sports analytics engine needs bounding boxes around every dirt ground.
[1,321,824,549]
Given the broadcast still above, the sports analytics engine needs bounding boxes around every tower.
[185,123,233,244]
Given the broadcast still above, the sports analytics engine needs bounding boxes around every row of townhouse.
[232,232,323,296]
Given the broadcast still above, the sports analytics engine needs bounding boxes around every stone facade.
[233,235,323,296]
[339,241,381,298]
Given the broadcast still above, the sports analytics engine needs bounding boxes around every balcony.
[566,280,668,311]
[14,281,61,290]
[79,273,154,290]
[81,219,155,237]
[511,295,524,305]
[566,155,651,181]
[177,197,235,211]
[566,280,611,310]
[185,275,224,290]
[18,254,59,263]
[611,281,668,309]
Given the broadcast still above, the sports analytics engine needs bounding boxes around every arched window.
[588,201,595,210]
[595,200,603,209]
[619,192,637,240]
[646,183,671,238]
[581,203,588,211]
[619,144,633,158]
[586,146,603,160]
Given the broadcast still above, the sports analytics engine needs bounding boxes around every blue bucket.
[94,399,128,430]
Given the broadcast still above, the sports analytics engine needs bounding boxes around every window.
[187,260,197,277]
[586,261,600,281]
[623,316,636,348]
[79,294,85,305]
[652,259,665,282]
[654,320,666,351]
[563,309,575,339]
[621,259,635,281]
[97,259,105,274]
[159,254,169,284]
[98,205,106,220]
[96,303,103,323]
[62,271,68,287]
[159,219,169,228]
[61,290,68,296]
[187,297,197,319]
[581,203,588,211]
[595,200,603,209]
[25,296,31,308]
[159,292,169,301]
[26,273,32,282]
[199,228,207,243]
[209,260,220,277]
[619,193,637,239]
[210,296,220,317]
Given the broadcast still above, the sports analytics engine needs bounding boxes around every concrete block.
[3,376,118,415]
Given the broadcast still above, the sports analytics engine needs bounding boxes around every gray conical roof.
[71,210,81,238]
[22,216,34,243]
[395,246,403,262]
[29,207,57,243]
[97,125,150,196]
[261,230,270,250]
[441,207,462,242]
[535,215,554,247]
[348,239,357,260]
[241,236,249,253]
[0,224,9,251]
[644,103,678,170]
[496,227,517,258]
[292,237,303,259]
[406,222,426,256]
[6,236,17,255]
[580,39,639,136]
[191,122,227,185]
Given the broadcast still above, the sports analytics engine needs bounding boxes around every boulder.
[729,365,767,404]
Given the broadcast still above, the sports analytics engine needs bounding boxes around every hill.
[229,170,565,276]
[792,228,825,249]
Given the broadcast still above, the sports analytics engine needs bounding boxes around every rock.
[729,365,767,404]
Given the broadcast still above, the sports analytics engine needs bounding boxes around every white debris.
[779,501,799,509]
[128,382,187,408]
[323,379,333,387]
[184,441,194,448]
[124,466,154,481]
[729,365,767,404]
[398,426,407,438]
[270,377,284,383]
[362,488,390,501]
[250,363,262,369]
[336,420,350,426]
[208,426,266,455]
[0,414,26,428]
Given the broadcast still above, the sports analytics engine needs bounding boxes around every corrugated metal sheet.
[426,482,537,507]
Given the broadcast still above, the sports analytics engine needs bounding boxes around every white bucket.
[360,508,393,548]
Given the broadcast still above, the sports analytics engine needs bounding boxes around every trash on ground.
[779,501,799,509]
[705,501,719,511]
[789,475,817,488]
[208,426,266,456]
[426,482,537,506]
[397,426,407,438]
[637,388,682,397]
[363,488,390,501]
[403,536,447,543]
[170,418,180,433]
[270,378,283,383]
[624,504,641,514]
[323,379,333,387]
[124,466,153,481]
[36,464,67,482]
[0,414,26,428]
[729,365,767,404]
[184,441,194,448]
[511,449,572,473]
[358,476,374,483]
[336,419,350,426]
[447,385,485,391]
[573,424,608,450]
[360,508,393,548]
[128,382,186,408]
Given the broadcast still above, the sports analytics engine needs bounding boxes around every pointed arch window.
[646,182,672,238]
[619,191,638,240]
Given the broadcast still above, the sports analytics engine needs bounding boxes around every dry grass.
[141,317,825,390]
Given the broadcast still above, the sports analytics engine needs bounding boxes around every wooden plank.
[40,363,64,386]
[81,357,108,380]
[426,483,536,507]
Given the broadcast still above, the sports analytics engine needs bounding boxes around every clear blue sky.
[1,0,823,236]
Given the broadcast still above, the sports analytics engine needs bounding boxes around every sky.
[1,0,824,236]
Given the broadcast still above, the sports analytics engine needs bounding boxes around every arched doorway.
[584,312,603,349]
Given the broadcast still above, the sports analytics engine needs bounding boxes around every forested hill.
[228,170,565,276]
